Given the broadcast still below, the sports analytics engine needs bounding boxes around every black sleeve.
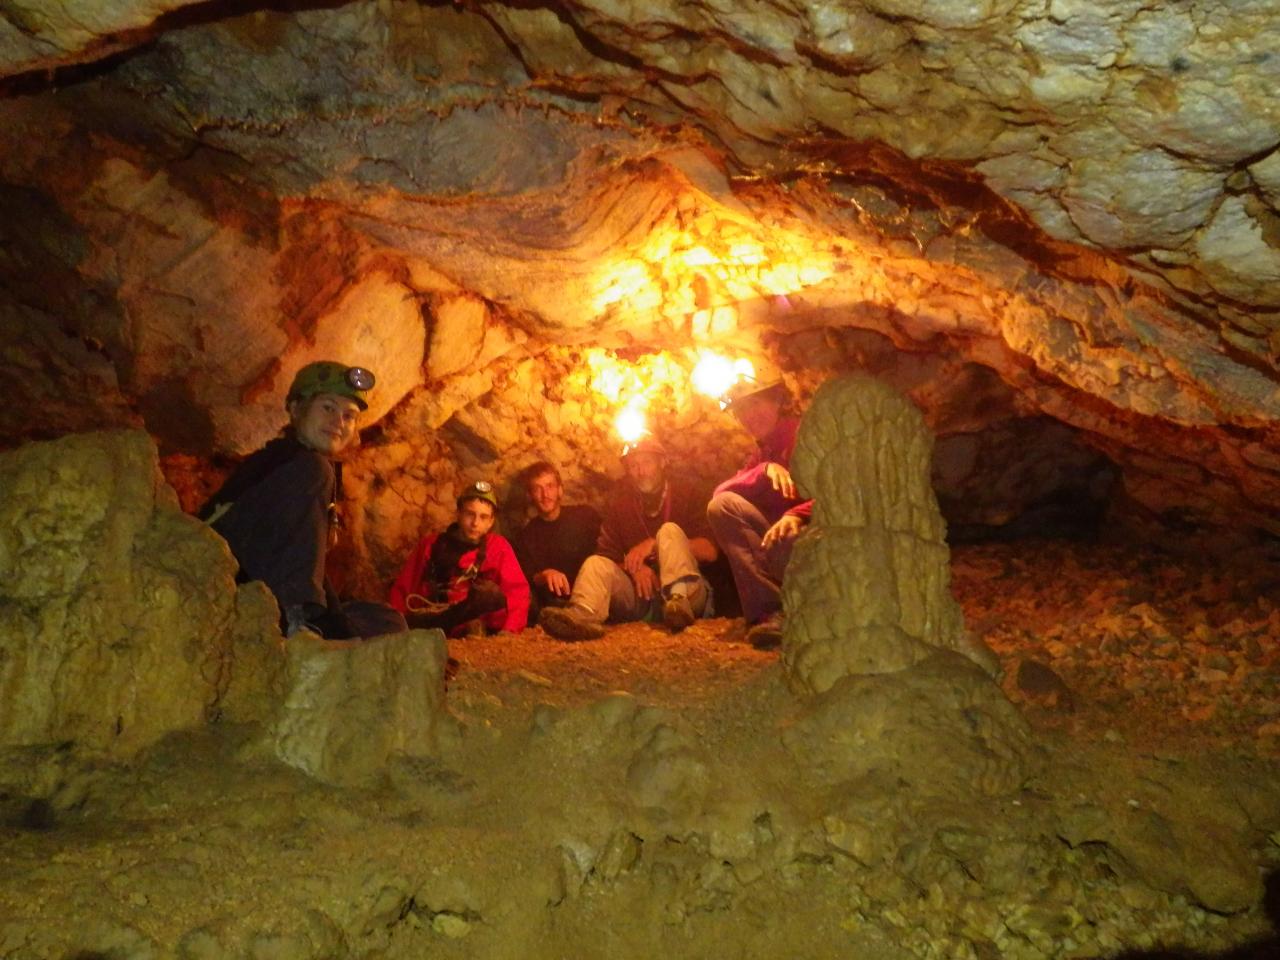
[513,521,539,580]
[212,451,334,611]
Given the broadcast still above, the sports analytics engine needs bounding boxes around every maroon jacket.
[596,477,713,563]
[713,415,813,524]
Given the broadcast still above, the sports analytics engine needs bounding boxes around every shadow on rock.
[1112,871,1279,959]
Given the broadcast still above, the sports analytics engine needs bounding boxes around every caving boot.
[662,594,695,633]
[539,605,605,642]
[745,613,784,650]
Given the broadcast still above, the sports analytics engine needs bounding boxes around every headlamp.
[346,366,375,391]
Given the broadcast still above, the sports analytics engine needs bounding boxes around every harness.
[405,529,489,616]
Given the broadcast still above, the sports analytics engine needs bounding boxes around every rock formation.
[0,429,279,757]
[782,374,991,691]
[261,628,454,787]
[0,429,453,793]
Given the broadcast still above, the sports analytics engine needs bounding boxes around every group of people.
[200,360,812,649]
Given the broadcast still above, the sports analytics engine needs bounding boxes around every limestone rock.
[625,723,712,823]
[262,628,452,787]
[0,430,280,758]
[781,374,974,694]
[428,295,489,381]
[782,652,1034,800]
[1057,801,1260,914]
[0,0,205,76]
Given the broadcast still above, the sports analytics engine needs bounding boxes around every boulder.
[0,430,281,759]
[261,629,453,787]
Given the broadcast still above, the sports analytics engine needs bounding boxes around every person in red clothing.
[389,481,530,637]
[538,436,718,642]
[706,376,813,649]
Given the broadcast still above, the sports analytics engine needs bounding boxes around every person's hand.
[762,513,805,549]
[536,568,571,596]
[624,537,656,575]
[765,462,797,500]
[630,564,659,601]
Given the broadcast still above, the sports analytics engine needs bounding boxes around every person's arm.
[623,536,657,574]
[784,500,813,522]
[218,451,333,613]
[389,535,436,615]
[594,496,628,563]
[762,513,807,549]
[512,522,546,585]
[490,538,531,633]
[630,564,659,601]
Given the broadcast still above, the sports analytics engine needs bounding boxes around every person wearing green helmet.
[388,480,531,637]
[198,361,406,640]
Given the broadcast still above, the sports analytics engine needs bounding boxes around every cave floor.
[3,540,1280,960]
[452,539,1280,758]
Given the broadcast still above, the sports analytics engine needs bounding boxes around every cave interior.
[2,0,1280,958]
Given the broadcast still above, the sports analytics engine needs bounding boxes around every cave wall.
[1,0,1277,585]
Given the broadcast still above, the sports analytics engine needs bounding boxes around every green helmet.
[287,362,375,411]
[457,480,498,511]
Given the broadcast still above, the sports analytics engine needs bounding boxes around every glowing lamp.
[691,351,754,399]
[615,404,647,443]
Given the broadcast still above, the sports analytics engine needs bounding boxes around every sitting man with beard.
[389,481,531,637]
[538,436,718,642]
[513,460,602,624]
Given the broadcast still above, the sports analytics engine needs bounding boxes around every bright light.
[615,403,647,443]
[682,246,717,267]
[691,351,754,399]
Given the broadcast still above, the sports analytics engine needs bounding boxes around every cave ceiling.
[1,0,1278,540]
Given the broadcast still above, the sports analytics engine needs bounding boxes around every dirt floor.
[2,540,1280,960]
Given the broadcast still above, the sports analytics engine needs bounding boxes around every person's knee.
[577,554,613,581]
[656,521,685,542]
[707,491,746,527]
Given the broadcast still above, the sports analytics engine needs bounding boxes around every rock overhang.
[0,0,1277,554]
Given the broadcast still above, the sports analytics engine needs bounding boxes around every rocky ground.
[2,539,1280,960]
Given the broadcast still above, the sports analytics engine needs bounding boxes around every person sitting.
[539,436,718,641]
[199,361,407,640]
[389,481,530,637]
[513,460,602,623]
[706,376,812,649]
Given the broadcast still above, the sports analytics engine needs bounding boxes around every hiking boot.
[745,614,784,650]
[539,606,605,642]
[662,595,695,633]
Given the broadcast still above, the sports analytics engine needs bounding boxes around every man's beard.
[637,482,666,513]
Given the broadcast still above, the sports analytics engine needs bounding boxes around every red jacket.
[389,532,530,633]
